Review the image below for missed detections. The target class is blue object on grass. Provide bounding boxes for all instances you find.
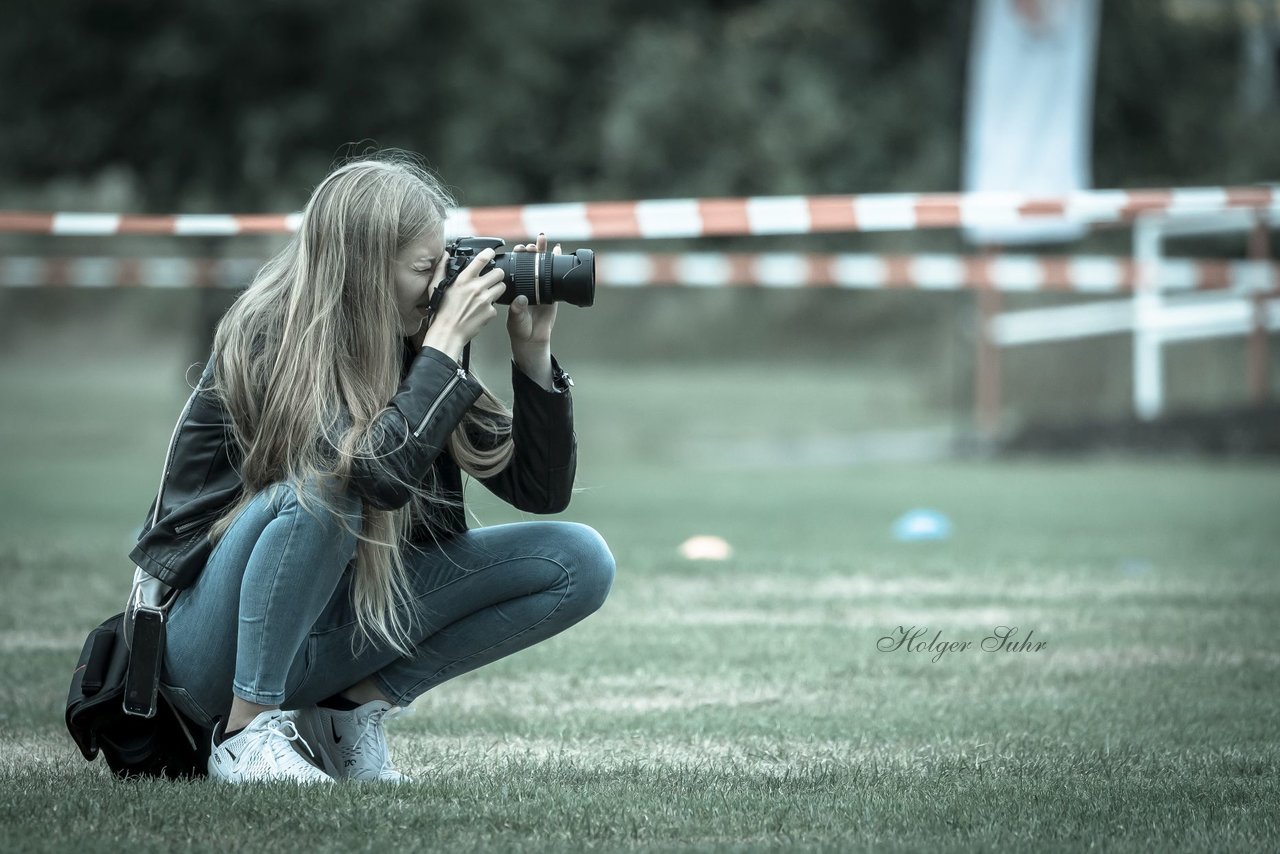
[1120,558,1153,577]
[892,508,952,542]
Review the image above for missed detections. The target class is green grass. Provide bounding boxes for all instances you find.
[1,340,1278,852]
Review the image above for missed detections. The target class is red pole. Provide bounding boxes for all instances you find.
[1248,216,1270,404]
[975,247,1003,434]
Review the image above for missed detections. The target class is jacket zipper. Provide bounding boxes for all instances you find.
[173,512,215,535]
[413,368,467,438]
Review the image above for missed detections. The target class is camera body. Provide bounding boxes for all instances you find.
[434,236,595,311]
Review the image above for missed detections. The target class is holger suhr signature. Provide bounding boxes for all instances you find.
[877,625,1048,663]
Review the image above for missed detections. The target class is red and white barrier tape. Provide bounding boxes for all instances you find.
[0,187,1275,238]
[3,254,1277,294]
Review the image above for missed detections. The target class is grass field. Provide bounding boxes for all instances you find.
[1,338,1278,852]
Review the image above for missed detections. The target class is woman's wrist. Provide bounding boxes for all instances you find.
[512,343,553,390]
[421,325,466,365]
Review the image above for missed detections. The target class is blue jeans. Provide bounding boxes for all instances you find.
[160,479,615,729]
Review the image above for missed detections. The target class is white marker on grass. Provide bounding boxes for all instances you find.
[678,536,733,560]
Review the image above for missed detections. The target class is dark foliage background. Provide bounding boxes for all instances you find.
[1,0,1272,211]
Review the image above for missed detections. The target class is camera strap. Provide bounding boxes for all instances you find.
[423,287,471,373]
[119,369,205,720]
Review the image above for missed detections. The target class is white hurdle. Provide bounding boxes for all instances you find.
[989,210,1280,421]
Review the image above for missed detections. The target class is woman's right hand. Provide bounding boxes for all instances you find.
[420,248,508,364]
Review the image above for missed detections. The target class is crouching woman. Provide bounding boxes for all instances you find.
[137,153,614,783]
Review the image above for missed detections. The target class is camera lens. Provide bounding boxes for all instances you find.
[494,249,595,307]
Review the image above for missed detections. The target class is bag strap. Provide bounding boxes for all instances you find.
[122,358,211,717]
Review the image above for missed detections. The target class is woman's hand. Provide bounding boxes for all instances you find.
[507,233,559,347]
[507,233,558,390]
[420,248,508,364]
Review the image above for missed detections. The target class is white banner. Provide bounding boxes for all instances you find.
[964,0,1101,245]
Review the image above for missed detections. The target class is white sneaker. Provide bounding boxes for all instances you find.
[293,699,412,783]
[207,709,334,784]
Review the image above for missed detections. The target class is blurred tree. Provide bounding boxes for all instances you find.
[595,0,967,197]
[0,0,1276,211]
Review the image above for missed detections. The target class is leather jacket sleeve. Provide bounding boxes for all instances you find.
[127,357,243,589]
[471,355,577,514]
[348,345,485,511]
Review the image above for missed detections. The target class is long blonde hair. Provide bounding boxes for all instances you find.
[206,151,515,657]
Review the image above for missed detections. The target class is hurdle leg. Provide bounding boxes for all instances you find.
[1247,215,1270,404]
[975,284,1003,435]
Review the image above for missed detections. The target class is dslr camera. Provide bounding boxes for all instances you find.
[433,236,595,311]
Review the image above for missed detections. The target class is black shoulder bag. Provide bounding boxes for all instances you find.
[65,371,213,779]
[65,610,209,779]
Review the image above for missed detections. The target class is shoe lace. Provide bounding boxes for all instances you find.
[264,716,317,768]
[356,706,402,772]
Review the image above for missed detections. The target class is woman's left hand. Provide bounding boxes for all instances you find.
[507,233,559,348]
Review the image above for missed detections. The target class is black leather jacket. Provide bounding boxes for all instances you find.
[127,341,576,590]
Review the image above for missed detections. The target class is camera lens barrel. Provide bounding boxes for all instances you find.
[501,252,542,305]
[494,248,595,308]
